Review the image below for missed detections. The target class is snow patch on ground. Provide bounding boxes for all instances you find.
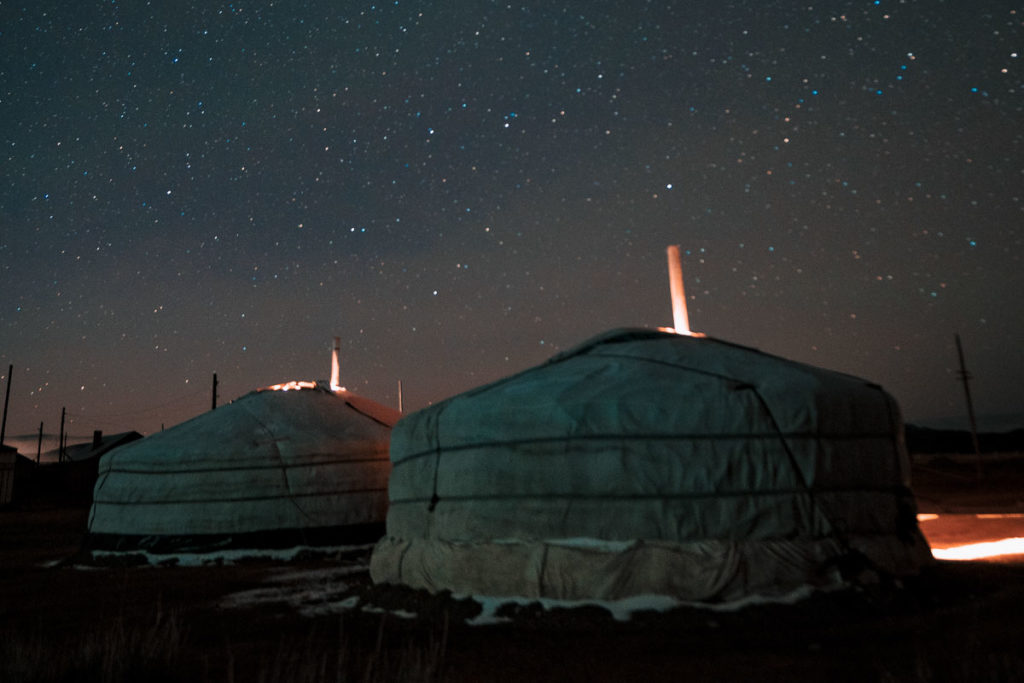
[360,605,418,619]
[219,566,365,617]
[218,566,420,620]
[465,584,821,626]
[265,565,367,583]
[105,542,824,625]
[89,543,375,567]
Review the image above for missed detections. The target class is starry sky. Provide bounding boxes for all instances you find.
[2,1,1022,441]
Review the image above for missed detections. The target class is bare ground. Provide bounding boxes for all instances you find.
[2,459,1024,682]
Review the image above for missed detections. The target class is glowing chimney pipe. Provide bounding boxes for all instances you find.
[666,245,691,335]
[330,336,341,391]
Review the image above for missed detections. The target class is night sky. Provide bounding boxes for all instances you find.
[2,1,1022,441]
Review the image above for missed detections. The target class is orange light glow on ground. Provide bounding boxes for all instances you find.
[930,538,1024,561]
[918,513,1024,562]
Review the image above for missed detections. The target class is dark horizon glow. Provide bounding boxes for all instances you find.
[2,2,1022,439]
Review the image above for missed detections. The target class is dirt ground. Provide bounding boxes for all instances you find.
[2,459,1024,682]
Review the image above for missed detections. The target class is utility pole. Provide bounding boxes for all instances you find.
[211,372,218,411]
[955,333,983,480]
[0,364,12,447]
[58,407,66,464]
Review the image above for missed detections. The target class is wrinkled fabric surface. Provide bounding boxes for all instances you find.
[374,329,931,599]
[89,387,396,538]
[370,533,932,601]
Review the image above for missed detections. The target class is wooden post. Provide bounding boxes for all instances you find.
[211,373,218,411]
[58,407,66,464]
[955,333,983,480]
[0,364,12,447]
[36,422,43,464]
[398,379,404,413]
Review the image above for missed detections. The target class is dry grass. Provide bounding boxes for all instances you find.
[876,618,1024,682]
[1,607,185,683]
[5,480,1024,683]
[241,613,449,683]
[1,606,449,683]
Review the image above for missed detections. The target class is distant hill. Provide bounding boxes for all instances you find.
[910,413,1024,433]
[1,434,95,461]
[905,423,1024,455]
